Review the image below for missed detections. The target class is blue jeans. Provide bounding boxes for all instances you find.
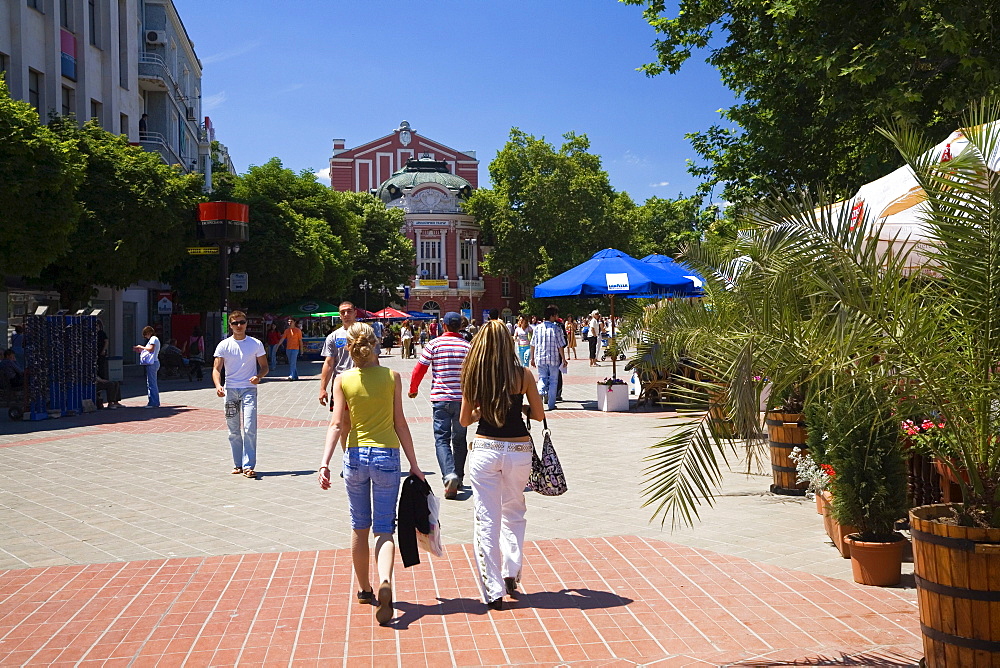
[432,400,468,482]
[343,447,401,534]
[517,345,530,366]
[287,349,299,379]
[268,344,278,369]
[145,361,160,407]
[536,363,561,410]
[226,387,258,470]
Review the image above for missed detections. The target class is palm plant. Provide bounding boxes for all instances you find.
[630,98,1000,530]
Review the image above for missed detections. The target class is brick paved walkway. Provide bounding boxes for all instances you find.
[0,354,924,665]
[0,537,920,666]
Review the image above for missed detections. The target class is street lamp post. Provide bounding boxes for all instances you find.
[465,238,478,322]
[359,279,372,313]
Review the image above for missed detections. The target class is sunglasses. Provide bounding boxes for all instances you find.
[230,320,247,326]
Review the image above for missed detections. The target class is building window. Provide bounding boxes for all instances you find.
[119,112,128,136]
[501,276,511,298]
[460,239,472,278]
[0,53,8,81]
[61,85,74,116]
[421,301,441,314]
[419,239,442,280]
[117,0,127,89]
[60,0,72,29]
[28,70,42,111]
[89,99,101,122]
[27,0,41,11]
[88,0,98,45]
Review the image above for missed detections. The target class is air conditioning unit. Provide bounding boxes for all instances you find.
[185,106,196,121]
[145,30,167,45]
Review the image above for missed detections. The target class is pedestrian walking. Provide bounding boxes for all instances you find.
[266,323,281,369]
[408,311,471,499]
[565,314,578,360]
[319,301,358,413]
[213,311,268,479]
[133,326,161,408]
[184,326,206,381]
[514,315,531,367]
[458,320,545,610]
[530,305,566,411]
[317,322,424,626]
[586,310,601,366]
[277,317,303,380]
[400,321,413,359]
[96,319,109,380]
[10,325,24,368]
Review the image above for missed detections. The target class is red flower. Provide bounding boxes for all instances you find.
[821,464,836,477]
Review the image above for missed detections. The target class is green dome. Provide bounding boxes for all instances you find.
[376,158,473,203]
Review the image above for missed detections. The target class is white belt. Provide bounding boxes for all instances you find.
[470,438,533,453]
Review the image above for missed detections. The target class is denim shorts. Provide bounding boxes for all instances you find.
[343,446,401,534]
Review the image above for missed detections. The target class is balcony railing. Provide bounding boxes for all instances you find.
[412,278,485,291]
[458,279,484,290]
[138,53,174,90]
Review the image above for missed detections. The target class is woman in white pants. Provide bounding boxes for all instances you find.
[460,320,545,610]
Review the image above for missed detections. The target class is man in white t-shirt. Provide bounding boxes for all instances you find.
[318,300,358,409]
[213,310,268,479]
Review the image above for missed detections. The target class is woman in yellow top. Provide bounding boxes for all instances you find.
[318,322,424,625]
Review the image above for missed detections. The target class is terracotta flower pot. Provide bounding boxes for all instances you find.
[815,492,825,515]
[845,532,907,586]
[820,491,856,558]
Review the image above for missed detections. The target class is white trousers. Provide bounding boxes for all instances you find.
[469,443,533,603]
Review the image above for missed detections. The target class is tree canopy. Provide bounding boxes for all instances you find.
[339,191,414,310]
[465,129,621,287]
[623,0,1000,207]
[0,80,84,277]
[39,118,204,305]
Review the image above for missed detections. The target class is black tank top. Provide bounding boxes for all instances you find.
[476,393,530,438]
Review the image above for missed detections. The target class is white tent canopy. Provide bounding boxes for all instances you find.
[840,120,1000,270]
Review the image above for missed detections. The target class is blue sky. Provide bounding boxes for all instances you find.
[173,0,736,204]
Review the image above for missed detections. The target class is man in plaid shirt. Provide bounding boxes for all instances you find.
[408,311,471,499]
[530,304,566,411]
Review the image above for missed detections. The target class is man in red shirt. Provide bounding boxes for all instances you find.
[408,312,471,499]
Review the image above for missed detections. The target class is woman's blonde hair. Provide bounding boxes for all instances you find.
[346,322,377,365]
[461,320,523,428]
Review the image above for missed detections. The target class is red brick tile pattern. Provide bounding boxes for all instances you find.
[0,536,920,666]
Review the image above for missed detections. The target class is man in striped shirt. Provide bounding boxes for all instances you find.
[408,311,471,499]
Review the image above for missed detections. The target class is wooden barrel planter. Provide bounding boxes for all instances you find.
[766,411,807,495]
[707,387,735,438]
[910,504,1000,667]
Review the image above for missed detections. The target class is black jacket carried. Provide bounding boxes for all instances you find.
[397,474,432,567]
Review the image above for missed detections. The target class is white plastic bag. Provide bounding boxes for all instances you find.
[416,491,443,557]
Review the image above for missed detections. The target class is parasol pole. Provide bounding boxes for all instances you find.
[611,294,616,380]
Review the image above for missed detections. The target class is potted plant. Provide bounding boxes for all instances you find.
[817,377,909,583]
[596,377,629,412]
[765,386,807,495]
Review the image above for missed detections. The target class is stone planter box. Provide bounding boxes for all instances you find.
[597,383,629,412]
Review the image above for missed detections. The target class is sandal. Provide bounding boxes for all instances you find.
[231,467,242,475]
[375,580,393,625]
[243,469,256,479]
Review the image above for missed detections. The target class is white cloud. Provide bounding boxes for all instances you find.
[620,150,651,168]
[314,167,331,184]
[649,181,671,187]
[203,91,227,111]
[275,83,304,95]
[202,41,261,65]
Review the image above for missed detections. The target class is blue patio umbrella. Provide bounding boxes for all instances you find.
[533,248,699,378]
[640,254,705,293]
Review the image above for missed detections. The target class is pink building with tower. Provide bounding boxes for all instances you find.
[328,121,521,321]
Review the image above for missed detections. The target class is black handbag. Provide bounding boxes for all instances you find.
[527,415,568,496]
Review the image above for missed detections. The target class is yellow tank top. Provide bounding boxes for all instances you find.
[340,366,399,449]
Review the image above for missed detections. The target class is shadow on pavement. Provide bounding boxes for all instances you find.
[389,588,632,629]
[729,650,920,667]
[1,405,201,437]
[255,469,316,478]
